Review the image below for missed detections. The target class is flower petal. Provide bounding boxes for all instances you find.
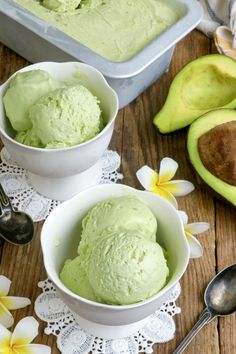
[154,187,178,208]
[185,222,210,235]
[0,323,11,348]
[136,165,158,191]
[187,234,203,258]
[0,296,31,310]
[161,180,195,196]
[178,211,188,225]
[11,317,39,346]
[0,303,14,328]
[13,344,51,354]
[0,276,11,296]
[159,157,178,183]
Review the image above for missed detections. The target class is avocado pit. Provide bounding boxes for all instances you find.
[198,121,236,186]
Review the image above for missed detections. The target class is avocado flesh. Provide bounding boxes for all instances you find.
[187,109,236,207]
[154,54,236,133]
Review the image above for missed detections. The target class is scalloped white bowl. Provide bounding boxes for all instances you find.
[0,62,118,200]
[41,183,191,338]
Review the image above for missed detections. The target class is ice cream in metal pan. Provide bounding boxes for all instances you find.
[0,0,203,107]
[14,0,180,62]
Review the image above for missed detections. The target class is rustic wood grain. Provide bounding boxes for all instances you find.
[0,29,235,354]
[216,202,236,354]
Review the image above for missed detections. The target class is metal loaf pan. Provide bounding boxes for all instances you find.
[0,0,203,108]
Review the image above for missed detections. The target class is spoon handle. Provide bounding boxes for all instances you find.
[173,308,214,354]
[0,183,11,207]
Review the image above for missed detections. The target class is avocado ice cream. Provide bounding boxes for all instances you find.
[60,255,97,301]
[3,70,103,148]
[15,0,179,62]
[78,195,158,270]
[3,70,59,131]
[15,128,43,148]
[42,0,81,12]
[88,231,169,305]
[27,85,102,147]
[81,195,158,243]
[60,195,169,305]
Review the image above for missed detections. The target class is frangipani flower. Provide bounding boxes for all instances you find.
[0,316,51,354]
[136,157,194,208]
[0,275,31,328]
[179,211,209,258]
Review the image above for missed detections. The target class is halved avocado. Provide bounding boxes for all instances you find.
[154,54,236,133]
[187,109,236,206]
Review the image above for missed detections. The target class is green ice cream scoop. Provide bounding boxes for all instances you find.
[42,0,81,12]
[78,195,158,271]
[15,129,43,148]
[81,195,157,244]
[60,196,169,305]
[3,70,60,131]
[87,230,169,305]
[60,255,97,301]
[28,85,102,148]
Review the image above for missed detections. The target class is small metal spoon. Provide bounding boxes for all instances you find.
[0,183,34,245]
[174,263,236,353]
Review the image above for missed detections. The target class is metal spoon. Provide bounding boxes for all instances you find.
[0,183,34,245]
[174,263,236,353]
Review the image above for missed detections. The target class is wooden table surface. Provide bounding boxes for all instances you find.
[0,29,235,354]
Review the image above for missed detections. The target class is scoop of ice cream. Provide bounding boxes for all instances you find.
[60,196,169,305]
[60,255,97,301]
[42,0,81,12]
[81,195,157,244]
[87,231,169,305]
[28,85,102,147]
[3,70,60,131]
[15,129,43,148]
[78,195,158,271]
[79,0,105,9]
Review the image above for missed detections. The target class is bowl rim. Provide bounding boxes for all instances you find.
[41,183,190,310]
[0,61,119,152]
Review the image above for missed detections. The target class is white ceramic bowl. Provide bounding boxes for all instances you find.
[0,62,118,200]
[41,183,191,338]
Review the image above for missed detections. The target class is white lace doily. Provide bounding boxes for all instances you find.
[0,147,123,222]
[34,279,181,354]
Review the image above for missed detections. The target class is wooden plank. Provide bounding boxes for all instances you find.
[0,222,59,351]
[215,202,236,354]
[0,45,29,84]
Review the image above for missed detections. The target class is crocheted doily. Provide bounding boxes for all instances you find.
[0,147,123,222]
[35,279,181,354]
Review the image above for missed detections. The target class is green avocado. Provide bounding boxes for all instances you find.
[187,109,236,207]
[154,54,236,133]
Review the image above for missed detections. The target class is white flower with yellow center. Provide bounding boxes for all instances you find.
[178,211,210,258]
[0,275,31,328]
[136,157,194,208]
[0,316,51,354]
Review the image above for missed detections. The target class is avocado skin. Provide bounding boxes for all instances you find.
[154,54,236,133]
[187,109,236,207]
[188,153,235,207]
[190,171,235,208]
